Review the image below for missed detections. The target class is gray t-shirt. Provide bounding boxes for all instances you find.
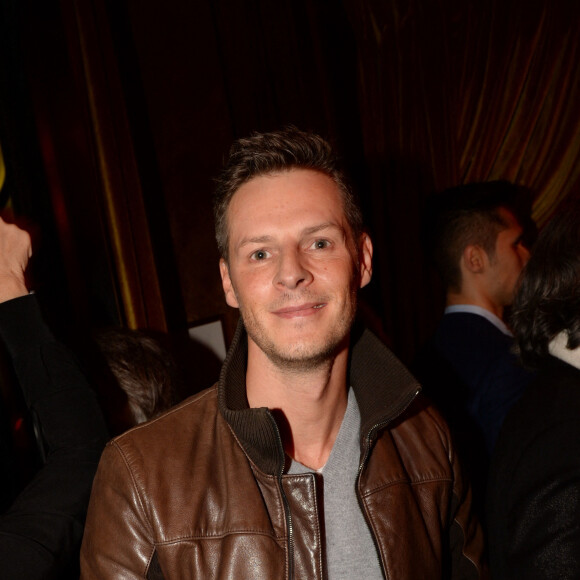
[288,388,383,579]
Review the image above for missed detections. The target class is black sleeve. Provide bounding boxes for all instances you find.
[487,367,580,580]
[499,418,580,578]
[0,294,109,579]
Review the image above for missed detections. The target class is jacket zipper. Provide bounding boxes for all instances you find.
[268,410,295,580]
[356,388,421,579]
[279,471,294,580]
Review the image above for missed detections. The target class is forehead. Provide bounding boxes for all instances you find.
[226,169,348,241]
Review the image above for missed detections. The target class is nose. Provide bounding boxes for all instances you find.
[274,248,313,290]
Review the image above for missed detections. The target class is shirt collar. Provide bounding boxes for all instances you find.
[444,304,512,336]
[548,331,580,370]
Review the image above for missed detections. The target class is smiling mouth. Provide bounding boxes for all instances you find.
[273,303,327,317]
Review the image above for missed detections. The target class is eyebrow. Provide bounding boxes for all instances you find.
[237,235,275,249]
[237,222,345,250]
[302,222,344,237]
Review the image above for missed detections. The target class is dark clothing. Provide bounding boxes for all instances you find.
[486,357,580,579]
[428,313,532,452]
[0,295,109,579]
[414,312,533,521]
[81,322,486,579]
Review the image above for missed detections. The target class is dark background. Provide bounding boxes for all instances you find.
[1,0,579,380]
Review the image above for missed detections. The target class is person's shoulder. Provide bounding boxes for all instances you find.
[392,393,453,450]
[492,361,580,473]
[538,359,580,389]
[111,384,219,451]
[436,311,514,360]
[505,361,580,427]
[93,383,236,501]
[437,311,505,336]
[383,394,460,482]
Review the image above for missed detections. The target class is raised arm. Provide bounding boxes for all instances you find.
[0,217,109,579]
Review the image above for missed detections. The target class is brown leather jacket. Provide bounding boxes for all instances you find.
[80,324,486,579]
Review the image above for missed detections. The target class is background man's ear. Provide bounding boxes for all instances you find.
[359,233,373,289]
[462,245,486,274]
[219,259,240,308]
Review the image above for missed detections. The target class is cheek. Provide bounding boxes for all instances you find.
[330,265,359,297]
[318,257,355,279]
[234,268,272,299]
[511,252,524,271]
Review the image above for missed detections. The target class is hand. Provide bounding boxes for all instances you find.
[0,216,32,303]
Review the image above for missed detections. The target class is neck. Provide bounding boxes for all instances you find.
[246,340,349,470]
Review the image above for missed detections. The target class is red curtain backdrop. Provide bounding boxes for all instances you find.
[344,0,580,360]
[9,0,580,364]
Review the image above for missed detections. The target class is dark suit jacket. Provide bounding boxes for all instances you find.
[413,312,533,520]
[486,358,580,579]
[425,312,531,452]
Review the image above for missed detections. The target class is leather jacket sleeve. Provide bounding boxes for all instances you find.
[81,439,158,579]
[448,440,489,579]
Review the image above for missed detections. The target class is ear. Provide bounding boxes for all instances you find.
[462,244,487,274]
[358,233,373,289]
[219,259,239,308]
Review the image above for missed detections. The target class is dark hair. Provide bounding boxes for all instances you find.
[95,328,177,425]
[423,181,527,292]
[511,200,580,368]
[213,126,363,261]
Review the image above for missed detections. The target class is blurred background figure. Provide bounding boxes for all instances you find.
[414,181,536,518]
[0,216,109,579]
[0,209,196,577]
[92,327,179,432]
[486,200,580,579]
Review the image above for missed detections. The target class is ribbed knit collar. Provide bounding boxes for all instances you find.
[218,320,421,476]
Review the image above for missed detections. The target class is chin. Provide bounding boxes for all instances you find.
[266,348,338,372]
[242,303,355,368]
[263,332,351,370]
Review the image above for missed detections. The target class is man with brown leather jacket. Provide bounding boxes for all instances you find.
[80,127,486,579]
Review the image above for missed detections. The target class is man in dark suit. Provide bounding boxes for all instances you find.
[414,181,535,513]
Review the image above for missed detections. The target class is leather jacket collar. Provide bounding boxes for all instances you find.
[218,320,421,476]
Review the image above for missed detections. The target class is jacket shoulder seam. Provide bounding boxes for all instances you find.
[112,385,218,442]
[109,438,156,540]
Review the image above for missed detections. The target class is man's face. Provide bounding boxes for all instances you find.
[219,169,372,370]
[486,207,530,307]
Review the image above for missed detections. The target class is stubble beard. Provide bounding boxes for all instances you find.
[238,289,358,373]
